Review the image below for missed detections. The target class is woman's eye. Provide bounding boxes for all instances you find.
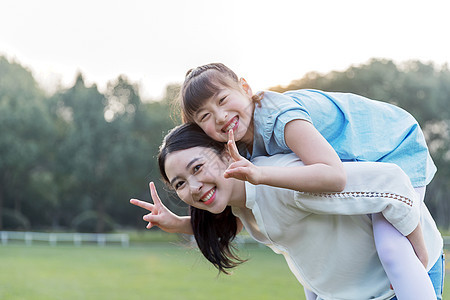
[174,181,185,190]
[193,164,203,173]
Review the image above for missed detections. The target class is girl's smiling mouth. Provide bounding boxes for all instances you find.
[222,116,239,133]
[200,187,216,205]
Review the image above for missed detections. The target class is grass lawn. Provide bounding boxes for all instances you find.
[0,243,303,300]
[0,243,448,300]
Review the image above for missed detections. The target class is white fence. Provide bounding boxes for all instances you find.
[0,231,129,247]
[444,236,450,248]
[0,231,448,249]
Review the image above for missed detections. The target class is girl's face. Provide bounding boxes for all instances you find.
[193,83,255,145]
[164,146,244,214]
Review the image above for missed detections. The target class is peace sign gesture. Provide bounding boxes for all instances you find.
[224,130,263,185]
[130,182,192,234]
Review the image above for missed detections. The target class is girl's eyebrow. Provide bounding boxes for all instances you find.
[194,91,223,119]
[169,157,201,186]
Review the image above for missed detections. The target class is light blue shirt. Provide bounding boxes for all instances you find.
[246,89,436,187]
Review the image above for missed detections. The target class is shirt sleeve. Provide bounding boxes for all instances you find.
[259,91,313,152]
[294,162,421,236]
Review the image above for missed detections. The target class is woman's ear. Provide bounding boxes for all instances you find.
[239,78,253,96]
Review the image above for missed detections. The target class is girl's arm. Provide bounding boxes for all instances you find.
[406,223,428,268]
[271,119,346,192]
[130,182,193,235]
[224,122,346,193]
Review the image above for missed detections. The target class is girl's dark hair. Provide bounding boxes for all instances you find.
[178,63,263,123]
[158,123,246,274]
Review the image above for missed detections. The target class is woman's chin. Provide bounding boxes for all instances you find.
[208,204,227,215]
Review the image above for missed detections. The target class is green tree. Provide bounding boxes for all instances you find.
[0,56,55,230]
[125,84,185,228]
[50,74,179,232]
[52,74,117,232]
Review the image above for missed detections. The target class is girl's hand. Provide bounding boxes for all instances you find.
[406,223,429,269]
[130,182,191,234]
[224,130,262,185]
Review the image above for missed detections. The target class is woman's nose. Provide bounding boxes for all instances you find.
[188,177,202,194]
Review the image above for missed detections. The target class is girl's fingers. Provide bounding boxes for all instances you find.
[225,167,246,177]
[130,199,155,211]
[227,130,242,161]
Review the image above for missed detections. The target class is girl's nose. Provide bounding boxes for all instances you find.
[216,110,228,124]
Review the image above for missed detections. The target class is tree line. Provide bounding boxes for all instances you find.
[0,56,449,232]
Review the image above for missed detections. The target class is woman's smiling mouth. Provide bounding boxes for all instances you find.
[200,187,216,205]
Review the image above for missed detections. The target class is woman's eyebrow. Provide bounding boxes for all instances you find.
[186,157,201,170]
[169,157,201,186]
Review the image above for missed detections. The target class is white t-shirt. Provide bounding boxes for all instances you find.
[232,153,443,300]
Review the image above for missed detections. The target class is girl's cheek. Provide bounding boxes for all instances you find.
[199,122,212,134]
[204,125,221,139]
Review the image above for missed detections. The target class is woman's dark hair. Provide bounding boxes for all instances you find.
[178,63,263,123]
[158,123,246,274]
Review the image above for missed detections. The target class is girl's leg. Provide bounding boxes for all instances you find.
[373,206,435,299]
[303,287,317,300]
[427,252,445,300]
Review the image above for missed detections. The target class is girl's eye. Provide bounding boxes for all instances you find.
[200,113,209,122]
[174,181,185,190]
[219,96,226,104]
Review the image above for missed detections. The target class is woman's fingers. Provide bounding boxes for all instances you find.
[149,182,163,206]
[130,183,164,211]
[143,213,160,223]
[130,198,155,211]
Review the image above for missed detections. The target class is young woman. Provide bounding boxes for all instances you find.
[130,123,444,300]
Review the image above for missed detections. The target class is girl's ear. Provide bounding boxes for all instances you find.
[239,78,253,96]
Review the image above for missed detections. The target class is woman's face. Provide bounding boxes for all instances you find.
[164,146,242,214]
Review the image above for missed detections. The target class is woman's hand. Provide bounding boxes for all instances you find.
[130,182,192,234]
[224,130,262,185]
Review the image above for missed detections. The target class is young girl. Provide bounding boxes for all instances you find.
[177,63,443,299]
[130,123,444,300]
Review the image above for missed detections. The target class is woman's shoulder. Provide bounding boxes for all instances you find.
[252,153,304,167]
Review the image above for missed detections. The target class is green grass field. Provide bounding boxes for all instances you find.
[0,243,448,300]
[0,243,303,300]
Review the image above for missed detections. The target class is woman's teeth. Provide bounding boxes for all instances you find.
[201,188,215,202]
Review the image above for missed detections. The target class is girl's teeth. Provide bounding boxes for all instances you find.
[225,118,238,132]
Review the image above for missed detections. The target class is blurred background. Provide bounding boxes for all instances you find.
[0,0,449,299]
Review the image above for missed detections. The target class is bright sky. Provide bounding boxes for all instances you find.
[1,0,449,100]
